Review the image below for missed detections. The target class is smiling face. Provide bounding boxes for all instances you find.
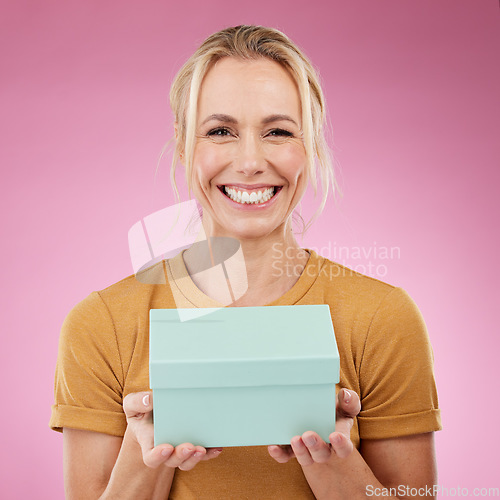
[190,56,308,241]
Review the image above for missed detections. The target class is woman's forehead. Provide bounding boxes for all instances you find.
[197,57,301,121]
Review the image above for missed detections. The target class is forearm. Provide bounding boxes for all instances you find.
[100,427,175,500]
[301,447,396,500]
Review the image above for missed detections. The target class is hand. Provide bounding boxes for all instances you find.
[268,388,361,466]
[123,391,223,471]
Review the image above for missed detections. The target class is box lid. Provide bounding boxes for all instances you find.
[150,305,339,389]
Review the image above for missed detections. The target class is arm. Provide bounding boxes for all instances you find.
[63,428,175,500]
[361,433,438,497]
[52,295,223,498]
[63,392,223,500]
[270,389,438,499]
[299,432,437,499]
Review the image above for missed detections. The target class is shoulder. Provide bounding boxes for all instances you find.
[98,260,167,303]
[309,250,427,338]
[309,249,400,314]
[63,260,170,334]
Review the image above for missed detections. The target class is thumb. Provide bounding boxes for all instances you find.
[337,389,361,418]
[123,391,153,419]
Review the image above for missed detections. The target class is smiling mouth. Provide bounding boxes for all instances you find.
[217,185,282,205]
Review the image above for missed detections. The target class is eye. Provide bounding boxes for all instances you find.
[207,127,233,137]
[267,128,294,137]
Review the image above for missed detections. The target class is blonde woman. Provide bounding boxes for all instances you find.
[50,25,441,499]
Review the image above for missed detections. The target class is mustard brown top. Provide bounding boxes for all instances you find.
[50,249,441,499]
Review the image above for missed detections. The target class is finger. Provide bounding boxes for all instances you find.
[329,431,354,459]
[122,392,177,469]
[131,419,172,469]
[268,444,294,464]
[290,436,315,467]
[337,389,361,418]
[133,416,156,459]
[301,432,331,464]
[334,415,354,440]
[123,391,153,420]
[177,446,207,471]
[164,443,197,469]
[200,447,223,461]
[142,444,175,469]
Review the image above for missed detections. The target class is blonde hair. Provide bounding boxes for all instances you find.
[167,24,340,233]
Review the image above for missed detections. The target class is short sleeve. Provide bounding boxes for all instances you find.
[49,291,127,436]
[357,287,442,439]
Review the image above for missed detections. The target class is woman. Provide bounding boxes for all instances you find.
[50,25,441,499]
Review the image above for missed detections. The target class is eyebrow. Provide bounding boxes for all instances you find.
[200,113,299,127]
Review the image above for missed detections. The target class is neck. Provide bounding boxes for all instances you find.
[182,219,310,306]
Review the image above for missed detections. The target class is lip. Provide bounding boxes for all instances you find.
[217,183,281,191]
[217,185,282,210]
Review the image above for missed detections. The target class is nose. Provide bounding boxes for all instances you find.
[233,132,266,177]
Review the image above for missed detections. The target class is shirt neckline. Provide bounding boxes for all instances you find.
[166,248,324,308]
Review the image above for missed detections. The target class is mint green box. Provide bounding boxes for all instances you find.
[150,305,339,447]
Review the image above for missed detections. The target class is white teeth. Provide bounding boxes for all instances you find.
[223,186,276,204]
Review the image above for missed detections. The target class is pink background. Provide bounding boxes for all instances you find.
[1,1,499,498]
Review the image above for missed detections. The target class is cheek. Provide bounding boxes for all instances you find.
[267,143,307,184]
[192,143,227,187]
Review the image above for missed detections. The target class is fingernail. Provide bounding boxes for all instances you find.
[183,448,193,456]
[161,447,172,457]
[304,436,316,446]
[142,394,150,407]
[194,451,202,457]
[343,389,351,404]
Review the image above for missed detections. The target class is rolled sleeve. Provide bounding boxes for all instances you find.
[49,291,126,436]
[358,287,442,439]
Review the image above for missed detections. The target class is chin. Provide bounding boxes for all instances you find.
[222,220,281,242]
